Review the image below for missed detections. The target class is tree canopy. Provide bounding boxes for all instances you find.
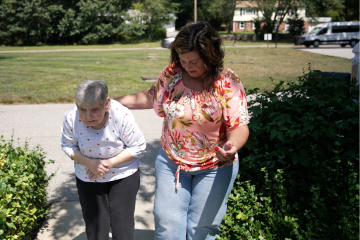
[0,0,175,45]
[1,0,357,45]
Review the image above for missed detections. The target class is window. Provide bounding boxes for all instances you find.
[318,28,328,35]
[239,22,245,29]
[251,22,256,29]
[288,8,297,16]
[350,26,360,32]
[240,8,257,16]
[332,26,360,33]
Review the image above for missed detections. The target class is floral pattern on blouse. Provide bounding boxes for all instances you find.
[149,62,249,172]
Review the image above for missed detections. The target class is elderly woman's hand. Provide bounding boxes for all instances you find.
[215,141,237,162]
[86,159,111,181]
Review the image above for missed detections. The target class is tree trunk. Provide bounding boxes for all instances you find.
[227,0,236,34]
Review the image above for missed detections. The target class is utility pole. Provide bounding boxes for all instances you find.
[194,0,197,23]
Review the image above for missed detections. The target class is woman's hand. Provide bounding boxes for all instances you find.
[215,141,238,162]
[86,150,135,180]
[215,125,250,162]
[86,159,111,181]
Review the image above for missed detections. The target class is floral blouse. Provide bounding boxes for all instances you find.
[149,62,249,174]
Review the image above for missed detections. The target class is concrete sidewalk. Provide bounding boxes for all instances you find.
[0,104,161,240]
[37,200,155,240]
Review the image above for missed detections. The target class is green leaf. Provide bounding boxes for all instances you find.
[270,129,278,140]
[6,222,14,228]
[299,149,309,167]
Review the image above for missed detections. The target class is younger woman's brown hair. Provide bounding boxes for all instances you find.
[170,22,224,90]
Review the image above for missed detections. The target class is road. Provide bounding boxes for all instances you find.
[0,44,355,59]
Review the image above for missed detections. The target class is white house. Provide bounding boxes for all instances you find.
[125,10,176,37]
[232,1,329,33]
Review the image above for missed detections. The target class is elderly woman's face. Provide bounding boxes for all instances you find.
[179,51,207,79]
[78,98,110,129]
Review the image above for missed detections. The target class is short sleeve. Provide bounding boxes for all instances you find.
[222,71,250,131]
[148,63,183,118]
[114,104,146,159]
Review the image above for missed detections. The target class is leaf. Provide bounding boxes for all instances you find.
[289,179,297,186]
[270,129,278,140]
[299,149,309,167]
[6,222,14,228]
[201,110,214,122]
[292,153,300,165]
[172,120,177,129]
[215,115,223,124]
[180,120,193,127]
[172,88,185,102]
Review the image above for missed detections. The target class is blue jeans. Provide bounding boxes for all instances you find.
[153,148,239,240]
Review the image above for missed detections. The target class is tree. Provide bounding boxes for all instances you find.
[170,0,193,29]
[309,0,359,21]
[0,0,63,45]
[132,0,176,40]
[58,0,134,44]
[198,0,236,31]
[170,0,235,31]
[251,0,308,47]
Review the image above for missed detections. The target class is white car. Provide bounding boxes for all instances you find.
[161,35,177,48]
[301,22,359,48]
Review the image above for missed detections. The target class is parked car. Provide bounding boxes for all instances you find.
[161,34,177,48]
[301,21,360,48]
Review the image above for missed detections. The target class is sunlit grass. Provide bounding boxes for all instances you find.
[0,47,350,104]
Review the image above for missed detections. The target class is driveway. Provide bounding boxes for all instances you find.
[294,45,355,59]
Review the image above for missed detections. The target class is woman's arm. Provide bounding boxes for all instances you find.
[114,89,153,109]
[71,150,111,180]
[88,150,135,180]
[71,149,135,180]
[215,124,250,161]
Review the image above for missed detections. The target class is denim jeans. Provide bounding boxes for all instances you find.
[153,148,239,240]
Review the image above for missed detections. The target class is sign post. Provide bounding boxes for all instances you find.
[264,33,272,48]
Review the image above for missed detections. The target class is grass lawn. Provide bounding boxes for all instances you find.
[0,46,351,104]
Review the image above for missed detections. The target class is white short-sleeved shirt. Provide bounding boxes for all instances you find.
[61,99,146,182]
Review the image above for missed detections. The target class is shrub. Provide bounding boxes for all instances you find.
[218,68,359,239]
[0,136,54,240]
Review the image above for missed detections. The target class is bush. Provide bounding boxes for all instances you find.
[0,136,54,240]
[287,18,305,36]
[218,67,359,239]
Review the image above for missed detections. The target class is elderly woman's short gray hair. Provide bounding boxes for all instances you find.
[75,79,108,107]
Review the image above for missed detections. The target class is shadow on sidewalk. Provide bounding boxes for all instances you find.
[39,140,160,239]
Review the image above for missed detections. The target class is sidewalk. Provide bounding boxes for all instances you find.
[0,105,161,240]
[36,200,155,240]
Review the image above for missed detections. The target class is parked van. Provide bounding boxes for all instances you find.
[301,22,359,48]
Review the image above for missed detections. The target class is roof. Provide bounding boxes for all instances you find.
[236,1,257,8]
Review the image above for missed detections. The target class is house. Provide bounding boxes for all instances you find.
[163,13,177,37]
[125,10,176,37]
[232,1,329,33]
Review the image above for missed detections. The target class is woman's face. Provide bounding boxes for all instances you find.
[78,98,110,129]
[178,51,207,79]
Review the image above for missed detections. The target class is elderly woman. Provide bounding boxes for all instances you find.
[115,22,250,240]
[61,79,146,240]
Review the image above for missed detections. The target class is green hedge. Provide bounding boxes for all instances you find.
[0,137,54,240]
[218,68,359,239]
